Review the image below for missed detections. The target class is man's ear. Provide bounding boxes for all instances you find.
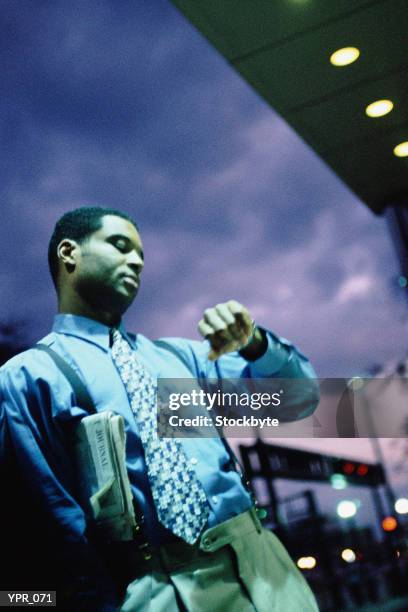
[57,239,78,272]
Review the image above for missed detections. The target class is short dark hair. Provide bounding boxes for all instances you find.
[48,206,138,289]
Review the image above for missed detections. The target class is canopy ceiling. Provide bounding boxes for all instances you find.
[172,0,408,214]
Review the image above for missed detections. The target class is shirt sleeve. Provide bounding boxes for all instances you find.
[0,355,119,609]
[159,326,320,422]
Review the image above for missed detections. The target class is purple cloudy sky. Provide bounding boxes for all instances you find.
[1,1,407,516]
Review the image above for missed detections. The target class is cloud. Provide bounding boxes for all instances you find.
[0,0,406,379]
[336,275,374,304]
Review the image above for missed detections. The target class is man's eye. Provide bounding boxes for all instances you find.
[114,240,127,252]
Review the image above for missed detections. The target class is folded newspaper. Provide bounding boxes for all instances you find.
[74,411,137,541]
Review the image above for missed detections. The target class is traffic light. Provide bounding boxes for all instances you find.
[331,459,385,487]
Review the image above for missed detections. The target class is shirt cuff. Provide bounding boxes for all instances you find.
[248,331,290,376]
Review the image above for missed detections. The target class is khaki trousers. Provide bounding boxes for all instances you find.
[120,509,319,612]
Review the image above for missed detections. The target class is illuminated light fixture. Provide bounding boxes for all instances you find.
[341,548,356,563]
[382,516,398,532]
[330,474,347,490]
[330,47,360,67]
[395,498,408,514]
[297,556,317,570]
[365,99,394,118]
[337,500,358,519]
[393,141,408,157]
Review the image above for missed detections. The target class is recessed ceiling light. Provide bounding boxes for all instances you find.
[365,99,394,118]
[393,141,408,157]
[330,47,360,67]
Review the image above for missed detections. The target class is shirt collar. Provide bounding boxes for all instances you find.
[52,314,137,352]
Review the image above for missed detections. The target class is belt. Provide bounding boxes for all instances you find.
[104,507,263,581]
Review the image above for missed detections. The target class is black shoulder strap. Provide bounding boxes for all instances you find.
[33,344,148,540]
[33,344,96,415]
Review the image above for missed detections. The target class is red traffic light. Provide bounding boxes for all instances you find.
[332,458,385,487]
[356,464,369,476]
[342,462,369,477]
[343,462,355,475]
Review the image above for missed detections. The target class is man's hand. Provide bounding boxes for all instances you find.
[198,300,263,361]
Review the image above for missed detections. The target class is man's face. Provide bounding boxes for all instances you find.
[72,215,144,316]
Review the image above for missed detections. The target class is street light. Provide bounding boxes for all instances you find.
[297,556,317,570]
[337,500,358,519]
[395,498,408,515]
[341,548,356,563]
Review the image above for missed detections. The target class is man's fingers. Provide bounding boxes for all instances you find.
[215,303,235,326]
[230,308,253,337]
[198,319,230,357]
[203,308,228,333]
[226,300,252,326]
[203,302,251,338]
[198,319,214,338]
[200,307,235,346]
[198,300,255,360]
[225,299,249,317]
[215,304,242,341]
[208,339,241,361]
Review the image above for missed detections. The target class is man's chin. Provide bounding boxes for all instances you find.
[114,287,138,310]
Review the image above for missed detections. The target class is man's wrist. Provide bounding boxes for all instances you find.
[238,325,268,361]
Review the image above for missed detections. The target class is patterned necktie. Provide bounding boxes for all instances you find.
[111,329,209,544]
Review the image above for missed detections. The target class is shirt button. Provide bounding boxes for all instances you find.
[190,457,198,465]
[212,496,219,504]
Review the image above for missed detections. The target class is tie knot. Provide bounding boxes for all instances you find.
[111,328,126,349]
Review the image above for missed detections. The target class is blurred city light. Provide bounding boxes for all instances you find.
[330,47,360,66]
[337,500,358,519]
[331,474,347,490]
[341,548,356,563]
[398,275,408,288]
[395,498,408,514]
[393,141,408,157]
[297,556,317,570]
[365,99,394,118]
[382,516,398,532]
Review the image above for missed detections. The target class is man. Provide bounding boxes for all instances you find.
[0,207,319,611]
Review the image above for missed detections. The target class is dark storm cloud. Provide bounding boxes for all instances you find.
[1,0,321,237]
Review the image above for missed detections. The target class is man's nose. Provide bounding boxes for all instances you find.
[126,250,144,272]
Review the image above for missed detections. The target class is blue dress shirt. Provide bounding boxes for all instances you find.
[0,314,318,570]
